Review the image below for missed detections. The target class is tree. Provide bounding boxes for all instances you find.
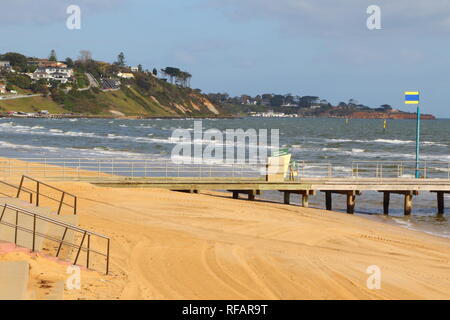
[31,79,49,95]
[48,50,57,62]
[6,74,32,89]
[298,96,319,108]
[152,68,158,76]
[64,57,74,67]
[0,52,28,72]
[270,95,284,107]
[116,52,126,67]
[78,50,92,64]
[161,67,181,84]
[137,64,143,72]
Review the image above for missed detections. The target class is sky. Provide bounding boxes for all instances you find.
[1,0,449,117]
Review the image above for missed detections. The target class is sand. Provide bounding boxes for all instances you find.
[0,159,450,300]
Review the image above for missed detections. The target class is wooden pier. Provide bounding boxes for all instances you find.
[93,177,450,215]
[2,157,449,215]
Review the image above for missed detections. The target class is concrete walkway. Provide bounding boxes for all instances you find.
[0,261,29,300]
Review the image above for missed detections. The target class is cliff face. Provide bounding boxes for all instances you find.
[349,112,436,120]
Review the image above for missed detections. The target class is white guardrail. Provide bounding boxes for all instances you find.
[0,158,449,180]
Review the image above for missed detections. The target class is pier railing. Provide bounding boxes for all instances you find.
[349,161,450,179]
[0,158,449,181]
[0,158,265,181]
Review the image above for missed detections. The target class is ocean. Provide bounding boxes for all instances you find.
[0,117,449,238]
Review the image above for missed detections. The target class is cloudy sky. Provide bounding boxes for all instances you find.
[1,0,449,117]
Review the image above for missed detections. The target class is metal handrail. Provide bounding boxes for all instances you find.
[0,180,33,203]
[0,203,110,274]
[1,158,450,181]
[16,175,77,215]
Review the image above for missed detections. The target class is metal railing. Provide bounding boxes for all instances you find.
[1,157,449,181]
[294,160,450,180]
[0,203,110,274]
[0,158,265,181]
[350,161,450,179]
[16,175,77,215]
[0,180,33,203]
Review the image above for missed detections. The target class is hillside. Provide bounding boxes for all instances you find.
[0,51,223,117]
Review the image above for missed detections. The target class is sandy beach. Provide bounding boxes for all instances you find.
[0,158,450,300]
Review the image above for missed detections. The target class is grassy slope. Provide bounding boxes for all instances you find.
[0,95,66,113]
[0,83,222,117]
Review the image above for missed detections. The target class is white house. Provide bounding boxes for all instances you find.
[117,72,135,79]
[31,67,74,84]
[0,61,12,72]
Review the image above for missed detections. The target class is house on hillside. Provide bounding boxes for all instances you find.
[130,66,139,72]
[117,72,134,79]
[0,80,6,93]
[30,66,74,84]
[28,60,68,68]
[0,61,12,72]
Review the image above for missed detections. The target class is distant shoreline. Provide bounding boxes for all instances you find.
[0,114,441,120]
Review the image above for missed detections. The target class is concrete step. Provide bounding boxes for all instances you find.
[0,197,79,253]
[0,206,50,251]
[0,197,54,215]
[0,261,29,300]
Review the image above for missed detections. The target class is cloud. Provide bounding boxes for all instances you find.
[0,0,126,26]
[206,0,450,37]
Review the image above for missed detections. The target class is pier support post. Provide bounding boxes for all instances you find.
[248,191,256,201]
[325,192,332,211]
[404,193,413,215]
[437,192,444,215]
[347,193,356,214]
[383,192,390,215]
[302,194,309,208]
[284,192,290,205]
[233,191,239,199]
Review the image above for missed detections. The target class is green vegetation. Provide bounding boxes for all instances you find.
[0,95,65,113]
[0,50,224,117]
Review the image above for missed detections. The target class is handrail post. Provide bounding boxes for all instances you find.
[16,175,25,198]
[74,196,77,215]
[57,192,65,215]
[87,234,91,269]
[74,231,87,265]
[36,181,40,207]
[56,227,68,257]
[32,214,36,252]
[14,210,19,245]
[0,204,6,222]
[106,238,110,275]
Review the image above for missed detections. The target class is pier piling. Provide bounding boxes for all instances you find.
[302,194,309,208]
[325,192,332,210]
[284,192,290,205]
[404,193,413,215]
[437,192,444,214]
[383,192,390,215]
[431,191,448,215]
[347,193,356,214]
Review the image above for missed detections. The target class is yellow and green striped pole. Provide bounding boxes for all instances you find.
[405,91,420,178]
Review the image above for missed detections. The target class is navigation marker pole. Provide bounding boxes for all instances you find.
[415,103,421,178]
[405,91,421,179]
